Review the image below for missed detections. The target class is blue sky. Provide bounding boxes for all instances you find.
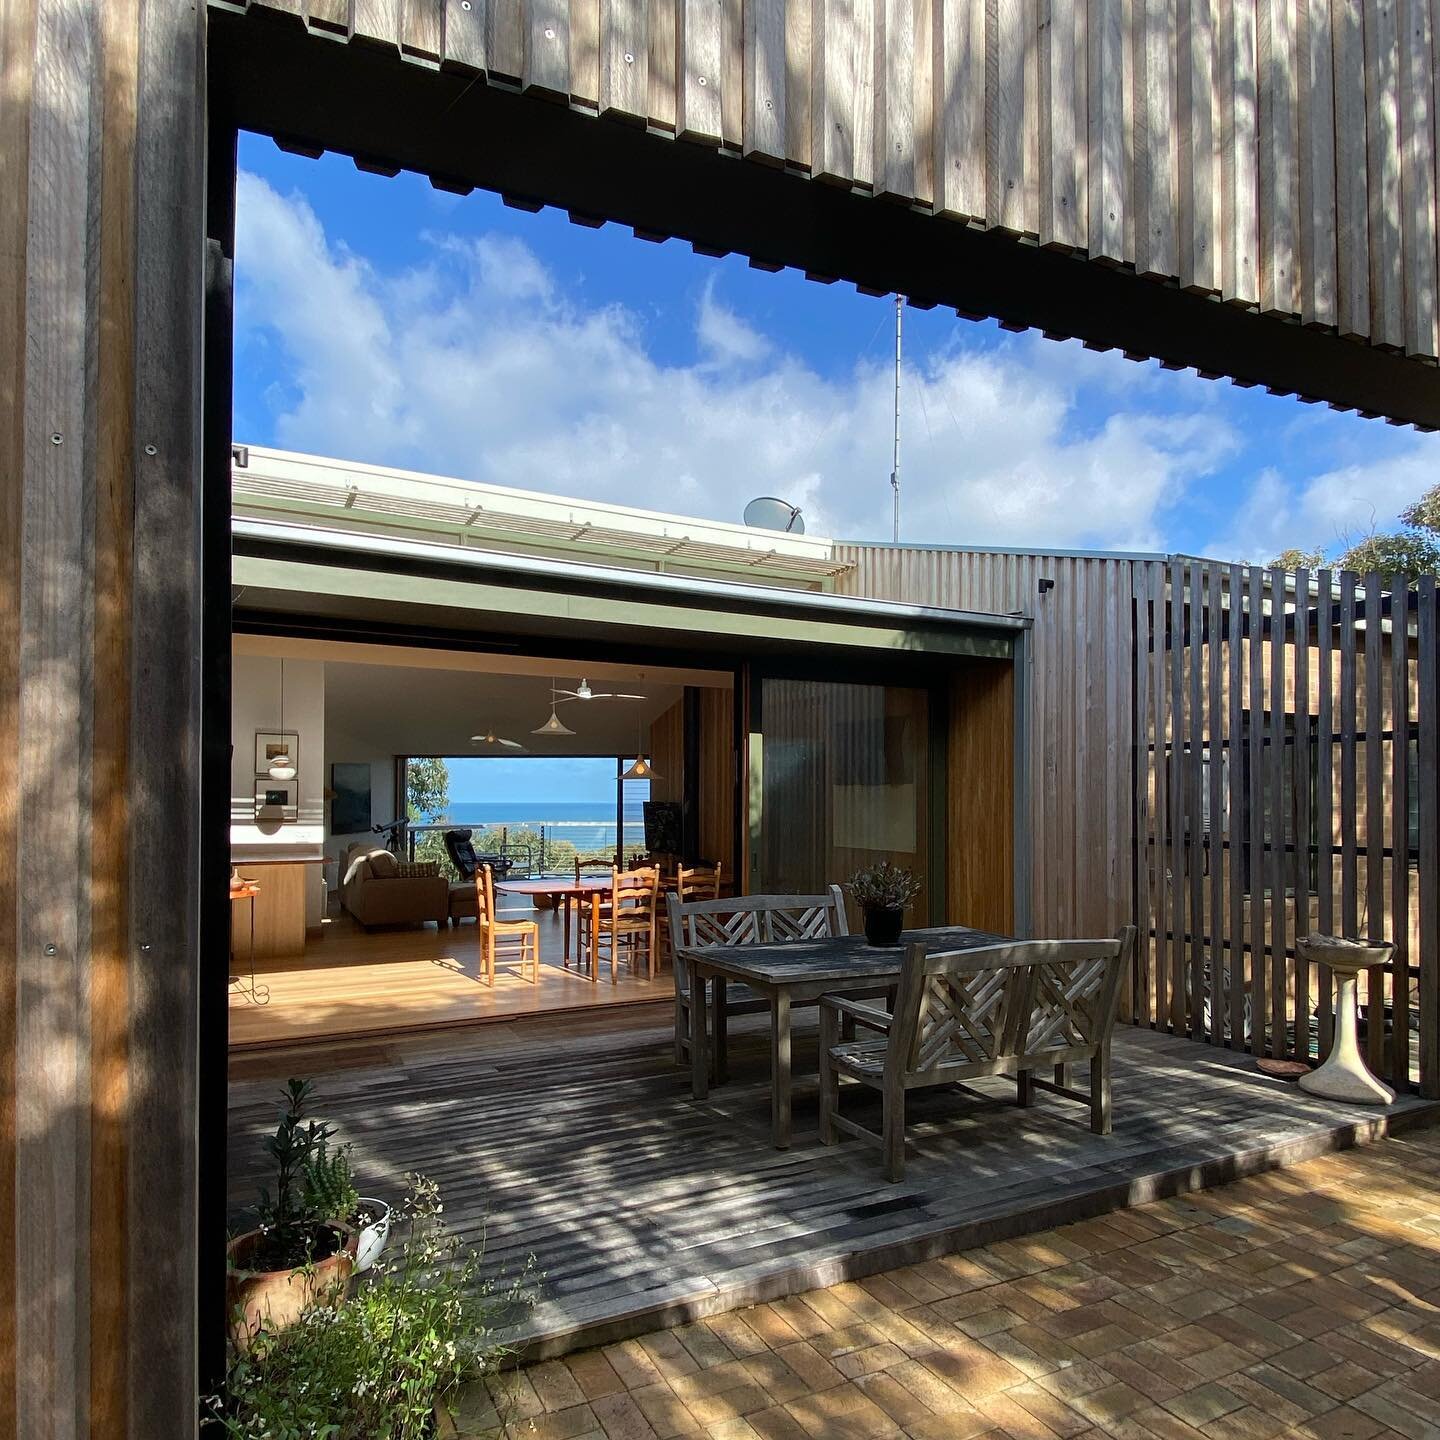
[442,756,625,808]
[234,132,1436,563]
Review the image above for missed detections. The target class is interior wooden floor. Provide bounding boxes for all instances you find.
[226,1007,1436,1357]
[228,905,673,1048]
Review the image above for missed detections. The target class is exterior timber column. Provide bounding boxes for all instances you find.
[2,2,207,1436]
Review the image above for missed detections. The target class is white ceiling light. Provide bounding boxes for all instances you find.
[470,729,526,751]
[531,679,576,737]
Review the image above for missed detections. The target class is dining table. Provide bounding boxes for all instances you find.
[678,925,1010,1148]
[494,876,613,974]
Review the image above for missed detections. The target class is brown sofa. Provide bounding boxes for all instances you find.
[340,844,449,929]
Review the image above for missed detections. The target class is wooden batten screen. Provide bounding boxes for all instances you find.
[1134,564,1439,1098]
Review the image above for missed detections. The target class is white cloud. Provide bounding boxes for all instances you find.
[1206,448,1440,563]
[235,172,1242,548]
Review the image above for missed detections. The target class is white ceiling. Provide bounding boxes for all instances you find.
[322,661,687,756]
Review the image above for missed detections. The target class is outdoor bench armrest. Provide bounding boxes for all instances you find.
[820,994,892,1032]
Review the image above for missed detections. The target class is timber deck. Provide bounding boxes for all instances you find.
[226,1008,1435,1360]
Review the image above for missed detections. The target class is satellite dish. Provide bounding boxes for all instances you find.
[743,496,805,534]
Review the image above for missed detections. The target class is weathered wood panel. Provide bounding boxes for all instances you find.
[843,547,1436,1096]
[4,2,208,1434]
[948,661,1016,933]
[217,0,1440,370]
[835,546,1139,944]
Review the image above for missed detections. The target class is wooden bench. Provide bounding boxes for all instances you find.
[818,928,1135,1181]
[666,888,848,1068]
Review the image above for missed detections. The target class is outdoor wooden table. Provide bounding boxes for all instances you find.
[495,877,612,973]
[679,925,1009,1148]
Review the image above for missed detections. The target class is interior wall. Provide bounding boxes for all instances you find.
[647,701,684,807]
[947,660,1016,934]
[324,715,397,866]
[229,654,326,837]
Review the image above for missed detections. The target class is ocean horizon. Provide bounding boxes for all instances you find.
[437,800,649,851]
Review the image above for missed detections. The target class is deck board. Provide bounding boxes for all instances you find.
[226,1010,1435,1357]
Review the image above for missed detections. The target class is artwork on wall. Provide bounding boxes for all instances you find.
[331,762,372,835]
[255,730,300,777]
[643,800,683,856]
[254,779,298,822]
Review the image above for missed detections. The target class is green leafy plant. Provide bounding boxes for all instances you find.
[248,1079,345,1272]
[207,1175,534,1440]
[847,861,922,912]
[303,1138,361,1226]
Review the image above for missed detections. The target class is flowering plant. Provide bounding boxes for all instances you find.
[208,1175,534,1440]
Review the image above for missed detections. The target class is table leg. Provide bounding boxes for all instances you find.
[588,894,600,982]
[563,895,571,964]
[713,976,728,1084]
[771,990,791,1149]
[691,966,710,1099]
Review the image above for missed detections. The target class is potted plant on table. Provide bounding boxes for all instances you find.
[226,1079,358,1351]
[848,862,922,946]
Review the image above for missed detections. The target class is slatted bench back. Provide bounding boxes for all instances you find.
[892,932,1132,1080]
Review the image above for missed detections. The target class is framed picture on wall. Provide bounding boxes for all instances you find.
[254,779,298,822]
[255,729,299,778]
[330,762,372,834]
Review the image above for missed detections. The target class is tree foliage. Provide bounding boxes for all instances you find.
[1270,480,1440,585]
[404,756,449,823]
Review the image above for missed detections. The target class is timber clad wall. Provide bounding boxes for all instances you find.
[227,0,1440,370]
[845,544,1439,1101]
[837,544,1139,944]
[4,3,206,1437]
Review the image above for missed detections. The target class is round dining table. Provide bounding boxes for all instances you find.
[494,877,612,976]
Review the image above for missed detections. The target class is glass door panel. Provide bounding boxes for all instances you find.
[757,677,932,927]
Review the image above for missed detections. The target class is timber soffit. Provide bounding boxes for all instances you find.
[206,2,1440,427]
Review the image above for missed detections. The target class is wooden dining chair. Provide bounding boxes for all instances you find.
[578,866,660,982]
[658,861,724,969]
[477,863,540,985]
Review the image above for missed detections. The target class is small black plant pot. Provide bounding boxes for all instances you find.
[863,906,905,946]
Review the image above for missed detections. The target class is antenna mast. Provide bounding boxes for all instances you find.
[891,294,902,543]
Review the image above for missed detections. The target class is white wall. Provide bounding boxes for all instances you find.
[231,653,326,925]
[325,713,397,870]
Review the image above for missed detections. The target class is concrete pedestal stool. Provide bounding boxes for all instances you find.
[1296,934,1396,1106]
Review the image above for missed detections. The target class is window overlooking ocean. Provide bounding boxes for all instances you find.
[404,754,651,874]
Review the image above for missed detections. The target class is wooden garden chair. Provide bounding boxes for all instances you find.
[476,863,540,985]
[579,866,661,981]
[818,928,1134,1181]
[666,887,847,1068]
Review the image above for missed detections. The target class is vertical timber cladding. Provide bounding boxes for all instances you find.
[836,546,1139,948]
[222,0,1440,371]
[842,546,1439,1098]
[5,2,207,1437]
[1136,564,1437,1097]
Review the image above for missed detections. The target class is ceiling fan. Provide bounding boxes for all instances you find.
[470,728,527,751]
[553,677,646,704]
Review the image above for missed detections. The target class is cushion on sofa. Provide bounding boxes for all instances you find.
[367,849,400,879]
[396,861,440,879]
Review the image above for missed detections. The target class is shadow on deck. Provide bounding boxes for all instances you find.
[225,1007,1436,1359]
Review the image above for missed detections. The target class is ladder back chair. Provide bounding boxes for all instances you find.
[579,866,661,982]
[476,864,540,985]
[658,861,724,968]
[818,928,1135,1181]
[666,887,848,1067]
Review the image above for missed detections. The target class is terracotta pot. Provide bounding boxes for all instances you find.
[863,905,905,946]
[226,1222,356,1351]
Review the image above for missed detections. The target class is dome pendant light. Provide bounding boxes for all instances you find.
[532,679,576,737]
[268,659,297,781]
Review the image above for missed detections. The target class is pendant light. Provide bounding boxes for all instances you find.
[621,710,660,781]
[268,659,297,780]
[531,679,576,737]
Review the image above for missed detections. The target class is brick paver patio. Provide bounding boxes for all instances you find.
[448,1122,1440,1440]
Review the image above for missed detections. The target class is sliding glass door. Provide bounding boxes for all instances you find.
[754,675,938,926]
